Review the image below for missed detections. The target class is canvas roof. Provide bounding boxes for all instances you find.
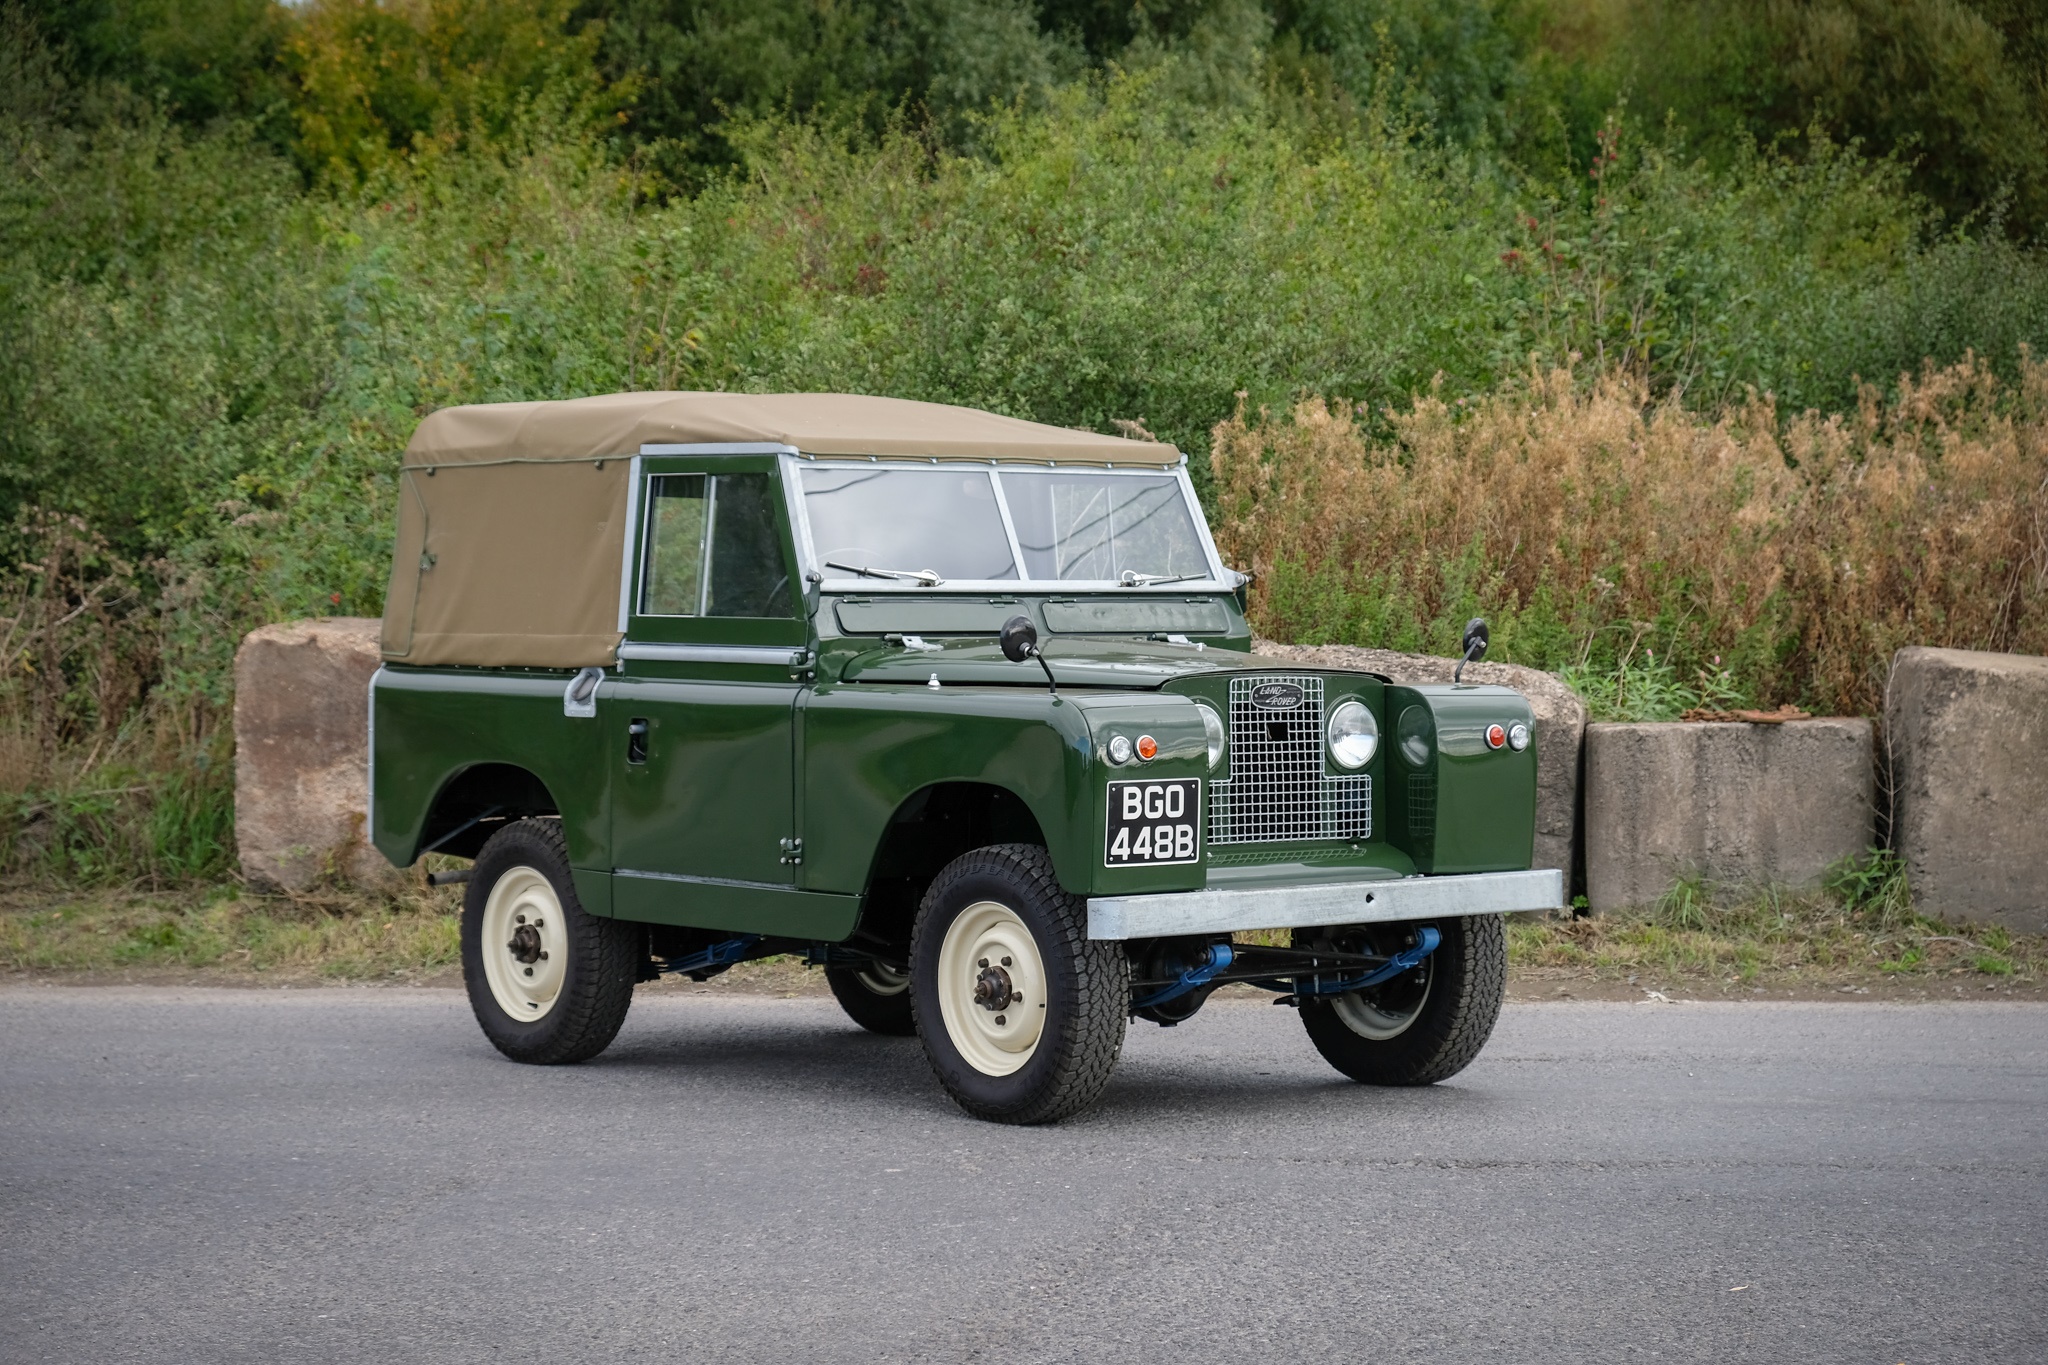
[382,391,1180,668]
[404,391,1181,466]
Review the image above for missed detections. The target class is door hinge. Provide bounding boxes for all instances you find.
[779,836,804,866]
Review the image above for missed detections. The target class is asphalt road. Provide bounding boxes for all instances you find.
[2,986,2043,1365]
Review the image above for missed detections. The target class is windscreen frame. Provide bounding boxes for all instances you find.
[782,454,1231,593]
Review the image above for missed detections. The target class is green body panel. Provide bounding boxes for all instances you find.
[608,872,860,939]
[1382,684,1538,875]
[370,668,610,871]
[368,457,1540,942]
[604,669,798,886]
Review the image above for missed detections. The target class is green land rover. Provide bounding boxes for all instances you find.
[371,391,1561,1123]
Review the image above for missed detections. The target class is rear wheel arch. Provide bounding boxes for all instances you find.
[414,763,560,862]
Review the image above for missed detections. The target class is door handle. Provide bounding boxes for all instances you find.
[626,717,650,765]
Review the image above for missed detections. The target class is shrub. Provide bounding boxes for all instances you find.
[1210,353,2048,715]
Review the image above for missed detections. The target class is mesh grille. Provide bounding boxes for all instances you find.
[1207,674,1371,844]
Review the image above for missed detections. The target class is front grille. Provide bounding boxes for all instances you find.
[1208,674,1371,844]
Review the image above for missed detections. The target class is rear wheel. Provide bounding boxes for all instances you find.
[461,819,637,1065]
[1296,915,1505,1085]
[825,961,916,1036]
[910,844,1127,1124]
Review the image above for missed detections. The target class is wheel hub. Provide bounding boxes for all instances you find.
[936,902,1049,1077]
[972,961,1015,1012]
[507,922,544,965]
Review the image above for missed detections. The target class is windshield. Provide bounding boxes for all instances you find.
[799,464,1212,585]
[800,467,1018,580]
[999,470,1207,581]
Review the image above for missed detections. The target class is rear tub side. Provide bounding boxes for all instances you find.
[370,667,611,907]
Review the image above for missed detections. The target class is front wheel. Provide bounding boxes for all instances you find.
[1296,914,1505,1086]
[461,818,638,1065]
[910,844,1128,1124]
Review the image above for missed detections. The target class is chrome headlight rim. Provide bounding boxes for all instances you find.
[1194,700,1226,771]
[1325,698,1379,770]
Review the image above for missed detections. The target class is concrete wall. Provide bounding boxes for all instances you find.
[1584,720,1875,911]
[1886,648,2048,935]
[234,618,400,891]
[1253,641,1586,893]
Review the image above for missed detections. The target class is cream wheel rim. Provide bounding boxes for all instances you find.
[480,866,567,1022]
[856,962,910,996]
[936,900,1049,1076]
[1332,959,1432,1040]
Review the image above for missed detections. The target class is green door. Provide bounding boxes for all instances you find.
[606,456,816,927]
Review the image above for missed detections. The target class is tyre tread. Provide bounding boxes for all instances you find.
[912,843,1127,1124]
[463,818,636,1066]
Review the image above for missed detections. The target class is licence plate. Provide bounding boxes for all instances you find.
[1104,779,1202,867]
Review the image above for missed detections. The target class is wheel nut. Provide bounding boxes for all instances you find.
[978,958,989,968]
[1001,956,1012,967]
[995,1014,1007,1025]
[523,967,533,977]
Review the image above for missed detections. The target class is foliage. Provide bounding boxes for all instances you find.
[287,0,618,184]
[1506,869,2043,988]
[1210,355,2048,717]
[0,882,462,975]
[1823,846,1912,928]
[1543,0,2048,238]
[2,2,2047,886]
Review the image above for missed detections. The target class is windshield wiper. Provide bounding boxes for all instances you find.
[1118,570,1205,587]
[826,560,945,587]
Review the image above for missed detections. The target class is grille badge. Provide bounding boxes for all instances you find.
[1250,681,1305,710]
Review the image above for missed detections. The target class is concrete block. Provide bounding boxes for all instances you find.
[1886,648,2048,935]
[1584,719,1875,911]
[1253,640,1586,891]
[234,618,401,891]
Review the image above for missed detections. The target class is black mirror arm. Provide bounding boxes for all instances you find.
[1030,646,1058,696]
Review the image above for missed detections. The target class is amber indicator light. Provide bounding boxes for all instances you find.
[1135,735,1158,761]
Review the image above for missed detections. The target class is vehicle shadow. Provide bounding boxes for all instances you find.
[569,1005,1502,1127]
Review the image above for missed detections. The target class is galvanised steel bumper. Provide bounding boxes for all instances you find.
[1086,868,1564,941]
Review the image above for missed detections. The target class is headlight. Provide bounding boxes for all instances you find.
[1195,702,1226,770]
[1326,699,1379,769]
[1397,705,1435,768]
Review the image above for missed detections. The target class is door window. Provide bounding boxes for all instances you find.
[640,472,792,618]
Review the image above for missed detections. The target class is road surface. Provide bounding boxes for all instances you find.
[2,986,2042,1363]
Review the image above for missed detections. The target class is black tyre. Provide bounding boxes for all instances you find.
[461,818,637,1065]
[1296,914,1505,1086]
[825,962,916,1036]
[910,844,1128,1124]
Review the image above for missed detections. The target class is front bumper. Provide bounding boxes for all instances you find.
[1086,868,1564,941]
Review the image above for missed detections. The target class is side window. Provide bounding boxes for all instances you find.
[639,472,791,618]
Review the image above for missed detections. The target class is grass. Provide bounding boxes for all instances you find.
[4,852,2039,996]
[1507,861,2044,995]
[0,882,462,981]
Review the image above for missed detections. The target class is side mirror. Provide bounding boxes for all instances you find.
[999,614,1040,663]
[1455,617,1490,683]
[999,614,1058,695]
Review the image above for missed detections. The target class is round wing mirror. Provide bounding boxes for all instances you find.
[1455,617,1490,683]
[999,614,1040,663]
[1461,617,1490,661]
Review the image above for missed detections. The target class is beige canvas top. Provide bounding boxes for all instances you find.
[403,391,1180,467]
[382,391,1181,667]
